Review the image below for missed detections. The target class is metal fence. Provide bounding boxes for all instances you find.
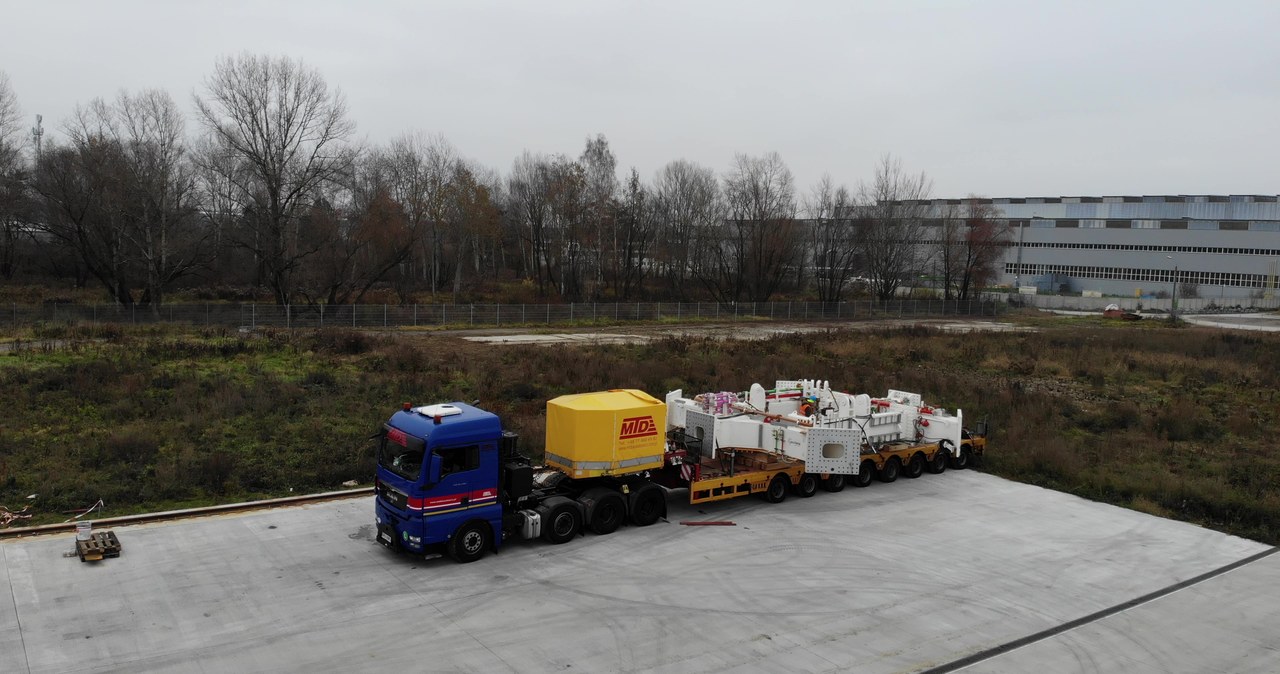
[6,299,1003,330]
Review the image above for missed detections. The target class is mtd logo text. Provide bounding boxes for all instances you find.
[619,416,658,440]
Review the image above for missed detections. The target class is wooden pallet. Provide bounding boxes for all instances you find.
[76,531,121,562]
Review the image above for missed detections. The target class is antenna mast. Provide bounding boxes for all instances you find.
[31,114,43,161]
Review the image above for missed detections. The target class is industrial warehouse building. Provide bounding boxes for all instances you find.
[922,194,1280,300]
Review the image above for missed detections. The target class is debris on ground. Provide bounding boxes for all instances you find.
[1,505,33,528]
[62,499,104,523]
[341,480,359,487]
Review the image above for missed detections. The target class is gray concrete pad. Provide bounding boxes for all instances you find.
[968,550,1280,674]
[0,472,1270,673]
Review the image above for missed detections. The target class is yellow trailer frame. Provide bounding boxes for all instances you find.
[687,447,806,504]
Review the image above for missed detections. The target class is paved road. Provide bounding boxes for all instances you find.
[1181,313,1280,332]
[2,472,1272,673]
[458,319,1032,345]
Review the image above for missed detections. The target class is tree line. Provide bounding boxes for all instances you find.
[0,56,1009,308]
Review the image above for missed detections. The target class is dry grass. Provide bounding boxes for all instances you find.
[1,322,1279,543]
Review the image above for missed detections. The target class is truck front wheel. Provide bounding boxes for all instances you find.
[448,521,490,563]
[822,474,846,492]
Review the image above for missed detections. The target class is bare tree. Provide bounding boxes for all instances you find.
[298,151,422,305]
[948,197,1009,300]
[545,155,587,300]
[380,133,456,296]
[193,53,355,305]
[0,71,27,280]
[653,160,720,299]
[856,155,932,302]
[611,168,656,299]
[442,161,501,300]
[34,92,207,307]
[506,151,553,294]
[113,90,209,307]
[805,174,857,302]
[707,152,799,302]
[35,128,136,304]
[578,135,617,297]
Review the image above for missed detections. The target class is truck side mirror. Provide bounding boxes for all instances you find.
[422,452,441,486]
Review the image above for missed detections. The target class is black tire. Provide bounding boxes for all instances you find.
[762,474,790,503]
[903,453,925,479]
[927,446,948,474]
[541,501,581,544]
[878,457,900,483]
[794,473,819,498]
[852,461,876,488]
[822,474,846,492]
[579,488,626,535]
[447,520,490,563]
[949,445,971,470]
[629,485,665,526]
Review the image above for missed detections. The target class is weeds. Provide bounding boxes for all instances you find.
[2,323,1279,543]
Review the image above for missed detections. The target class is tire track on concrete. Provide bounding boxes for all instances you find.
[921,545,1280,673]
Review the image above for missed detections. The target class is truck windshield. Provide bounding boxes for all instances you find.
[379,426,425,482]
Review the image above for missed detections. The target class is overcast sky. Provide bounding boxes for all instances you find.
[3,0,1277,198]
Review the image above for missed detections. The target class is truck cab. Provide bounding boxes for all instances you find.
[374,402,504,560]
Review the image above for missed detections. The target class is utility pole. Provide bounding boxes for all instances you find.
[30,114,43,162]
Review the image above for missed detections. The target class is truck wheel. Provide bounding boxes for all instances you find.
[762,475,790,503]
[822,474,846,492]
[878,457,900,483]
[541,501,581,544]
[580,488,626,535]
[794,473,819,498]
[852,461,876,488]
[629,485,665,527]
[927,443,950,474]
[447,521,490,563]
[903,453,925,479]
[949,445,970,470]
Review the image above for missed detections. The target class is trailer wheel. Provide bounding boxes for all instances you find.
[852,461,876,488]
[629,485,666,527]
[794,473,819,497]
[927,443,950,474]
[447,520,490,563]
[762,475,790,503]
[541,501,581,544]
[903,453,925,479]
[878,457,900,483]
[822,474,846,492]
[949,445,970,470]
[580,488,626,535]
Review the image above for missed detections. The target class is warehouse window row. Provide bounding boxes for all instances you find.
[1004,264,1273,288]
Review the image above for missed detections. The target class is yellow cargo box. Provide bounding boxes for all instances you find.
[545,389,666,478]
